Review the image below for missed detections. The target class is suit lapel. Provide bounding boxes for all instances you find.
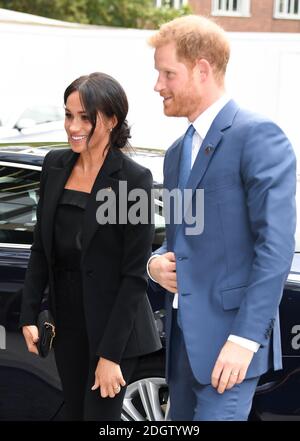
[166,100,239,238]
[187,100,239,194]
[81,148,123,261]
[181,100,239,219]
[42,150,79,262]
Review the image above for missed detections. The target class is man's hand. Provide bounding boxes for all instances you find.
[211,340,254,394]
[22,325,39,355]
[149,252,177,293]
[91,357,126,398]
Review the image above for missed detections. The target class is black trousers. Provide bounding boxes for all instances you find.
[53,268,138,421]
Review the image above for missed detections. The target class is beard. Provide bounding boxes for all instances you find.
[162,88,201,118]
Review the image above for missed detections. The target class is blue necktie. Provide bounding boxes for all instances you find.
[178,124,195,189]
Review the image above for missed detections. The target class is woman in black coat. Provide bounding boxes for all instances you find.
[20,72,161,420]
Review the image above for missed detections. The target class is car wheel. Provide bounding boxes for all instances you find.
[122,352,169,421]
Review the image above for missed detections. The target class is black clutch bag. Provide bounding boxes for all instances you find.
[37,309,55,358]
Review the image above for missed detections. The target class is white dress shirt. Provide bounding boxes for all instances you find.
[148,94,259,353]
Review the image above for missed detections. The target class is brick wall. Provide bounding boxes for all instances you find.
[188,0,300,32]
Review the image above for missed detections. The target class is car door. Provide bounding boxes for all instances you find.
[0,160,64,421]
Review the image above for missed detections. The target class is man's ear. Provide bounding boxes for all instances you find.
[195,58,211,81]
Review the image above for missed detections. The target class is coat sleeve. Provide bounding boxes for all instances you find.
[19,151,53,327]
[230,120,296,345]
[96,168,155,363]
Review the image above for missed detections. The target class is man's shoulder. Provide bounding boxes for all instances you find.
[165,135,184,158]
[228,106,290,145]
[235,106,278,129]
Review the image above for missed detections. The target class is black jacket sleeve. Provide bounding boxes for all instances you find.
[96,168,155,362]
[19,151,52,327]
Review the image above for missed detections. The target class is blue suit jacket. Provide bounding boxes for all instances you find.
[155,100,296,384]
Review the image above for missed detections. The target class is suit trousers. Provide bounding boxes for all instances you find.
[168,310,259,421]
[53,268,138,421]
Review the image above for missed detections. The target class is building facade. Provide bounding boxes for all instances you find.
[155,0,300,32]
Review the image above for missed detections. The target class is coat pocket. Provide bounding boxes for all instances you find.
[221,285,247,310]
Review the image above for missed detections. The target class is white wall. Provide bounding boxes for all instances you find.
[226,32,300,158]
[1,20,300,155]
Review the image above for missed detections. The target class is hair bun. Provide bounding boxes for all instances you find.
[111,120,131,149]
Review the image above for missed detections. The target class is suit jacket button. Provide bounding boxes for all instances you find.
[87,270,93,277]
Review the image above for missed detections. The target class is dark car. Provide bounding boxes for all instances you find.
[0,144,299,421]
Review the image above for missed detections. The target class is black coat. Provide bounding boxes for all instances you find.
[19,147,161,363]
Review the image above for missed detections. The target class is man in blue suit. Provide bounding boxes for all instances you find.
[148,15,296,420]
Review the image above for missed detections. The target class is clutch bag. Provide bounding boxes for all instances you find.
[37,309,55,358]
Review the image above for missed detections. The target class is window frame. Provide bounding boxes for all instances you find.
[211,0,251,17]
[154,0,188,8]
[274,0,300,20]
[0,161,41,248]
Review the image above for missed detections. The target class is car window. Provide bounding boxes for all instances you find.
[0,165,40,244]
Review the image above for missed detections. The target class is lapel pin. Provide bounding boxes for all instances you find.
[205,145,214,155]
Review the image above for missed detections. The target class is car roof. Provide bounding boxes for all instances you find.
[0,143,67,165]
[0,143,165,183]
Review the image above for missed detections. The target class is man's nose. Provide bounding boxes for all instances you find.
[154,75,164,93]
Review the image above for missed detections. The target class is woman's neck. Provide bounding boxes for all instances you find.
[77,147,109,174]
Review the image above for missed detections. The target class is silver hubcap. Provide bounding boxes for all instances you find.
[122,377,169,421]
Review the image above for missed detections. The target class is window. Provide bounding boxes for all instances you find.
[154,0,188,8]
[0,164,40,244]
[274,0,300,19]
[211,0,251,16]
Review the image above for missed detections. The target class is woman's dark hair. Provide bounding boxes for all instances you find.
[64,72,131,150]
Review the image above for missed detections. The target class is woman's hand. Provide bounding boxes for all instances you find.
[91,357,126,398]
[22,325,39,355]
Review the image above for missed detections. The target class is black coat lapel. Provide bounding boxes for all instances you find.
[81,148,123,261]
[42,150,79,262]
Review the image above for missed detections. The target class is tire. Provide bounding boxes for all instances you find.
[122,350,169,421]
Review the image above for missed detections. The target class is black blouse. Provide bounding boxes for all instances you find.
[54,188,89,270]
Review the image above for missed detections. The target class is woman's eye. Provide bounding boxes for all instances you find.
[81,115,89,121]
[65,112,72,119]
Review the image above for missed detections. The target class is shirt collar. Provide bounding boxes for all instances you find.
[189,94,231,140]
